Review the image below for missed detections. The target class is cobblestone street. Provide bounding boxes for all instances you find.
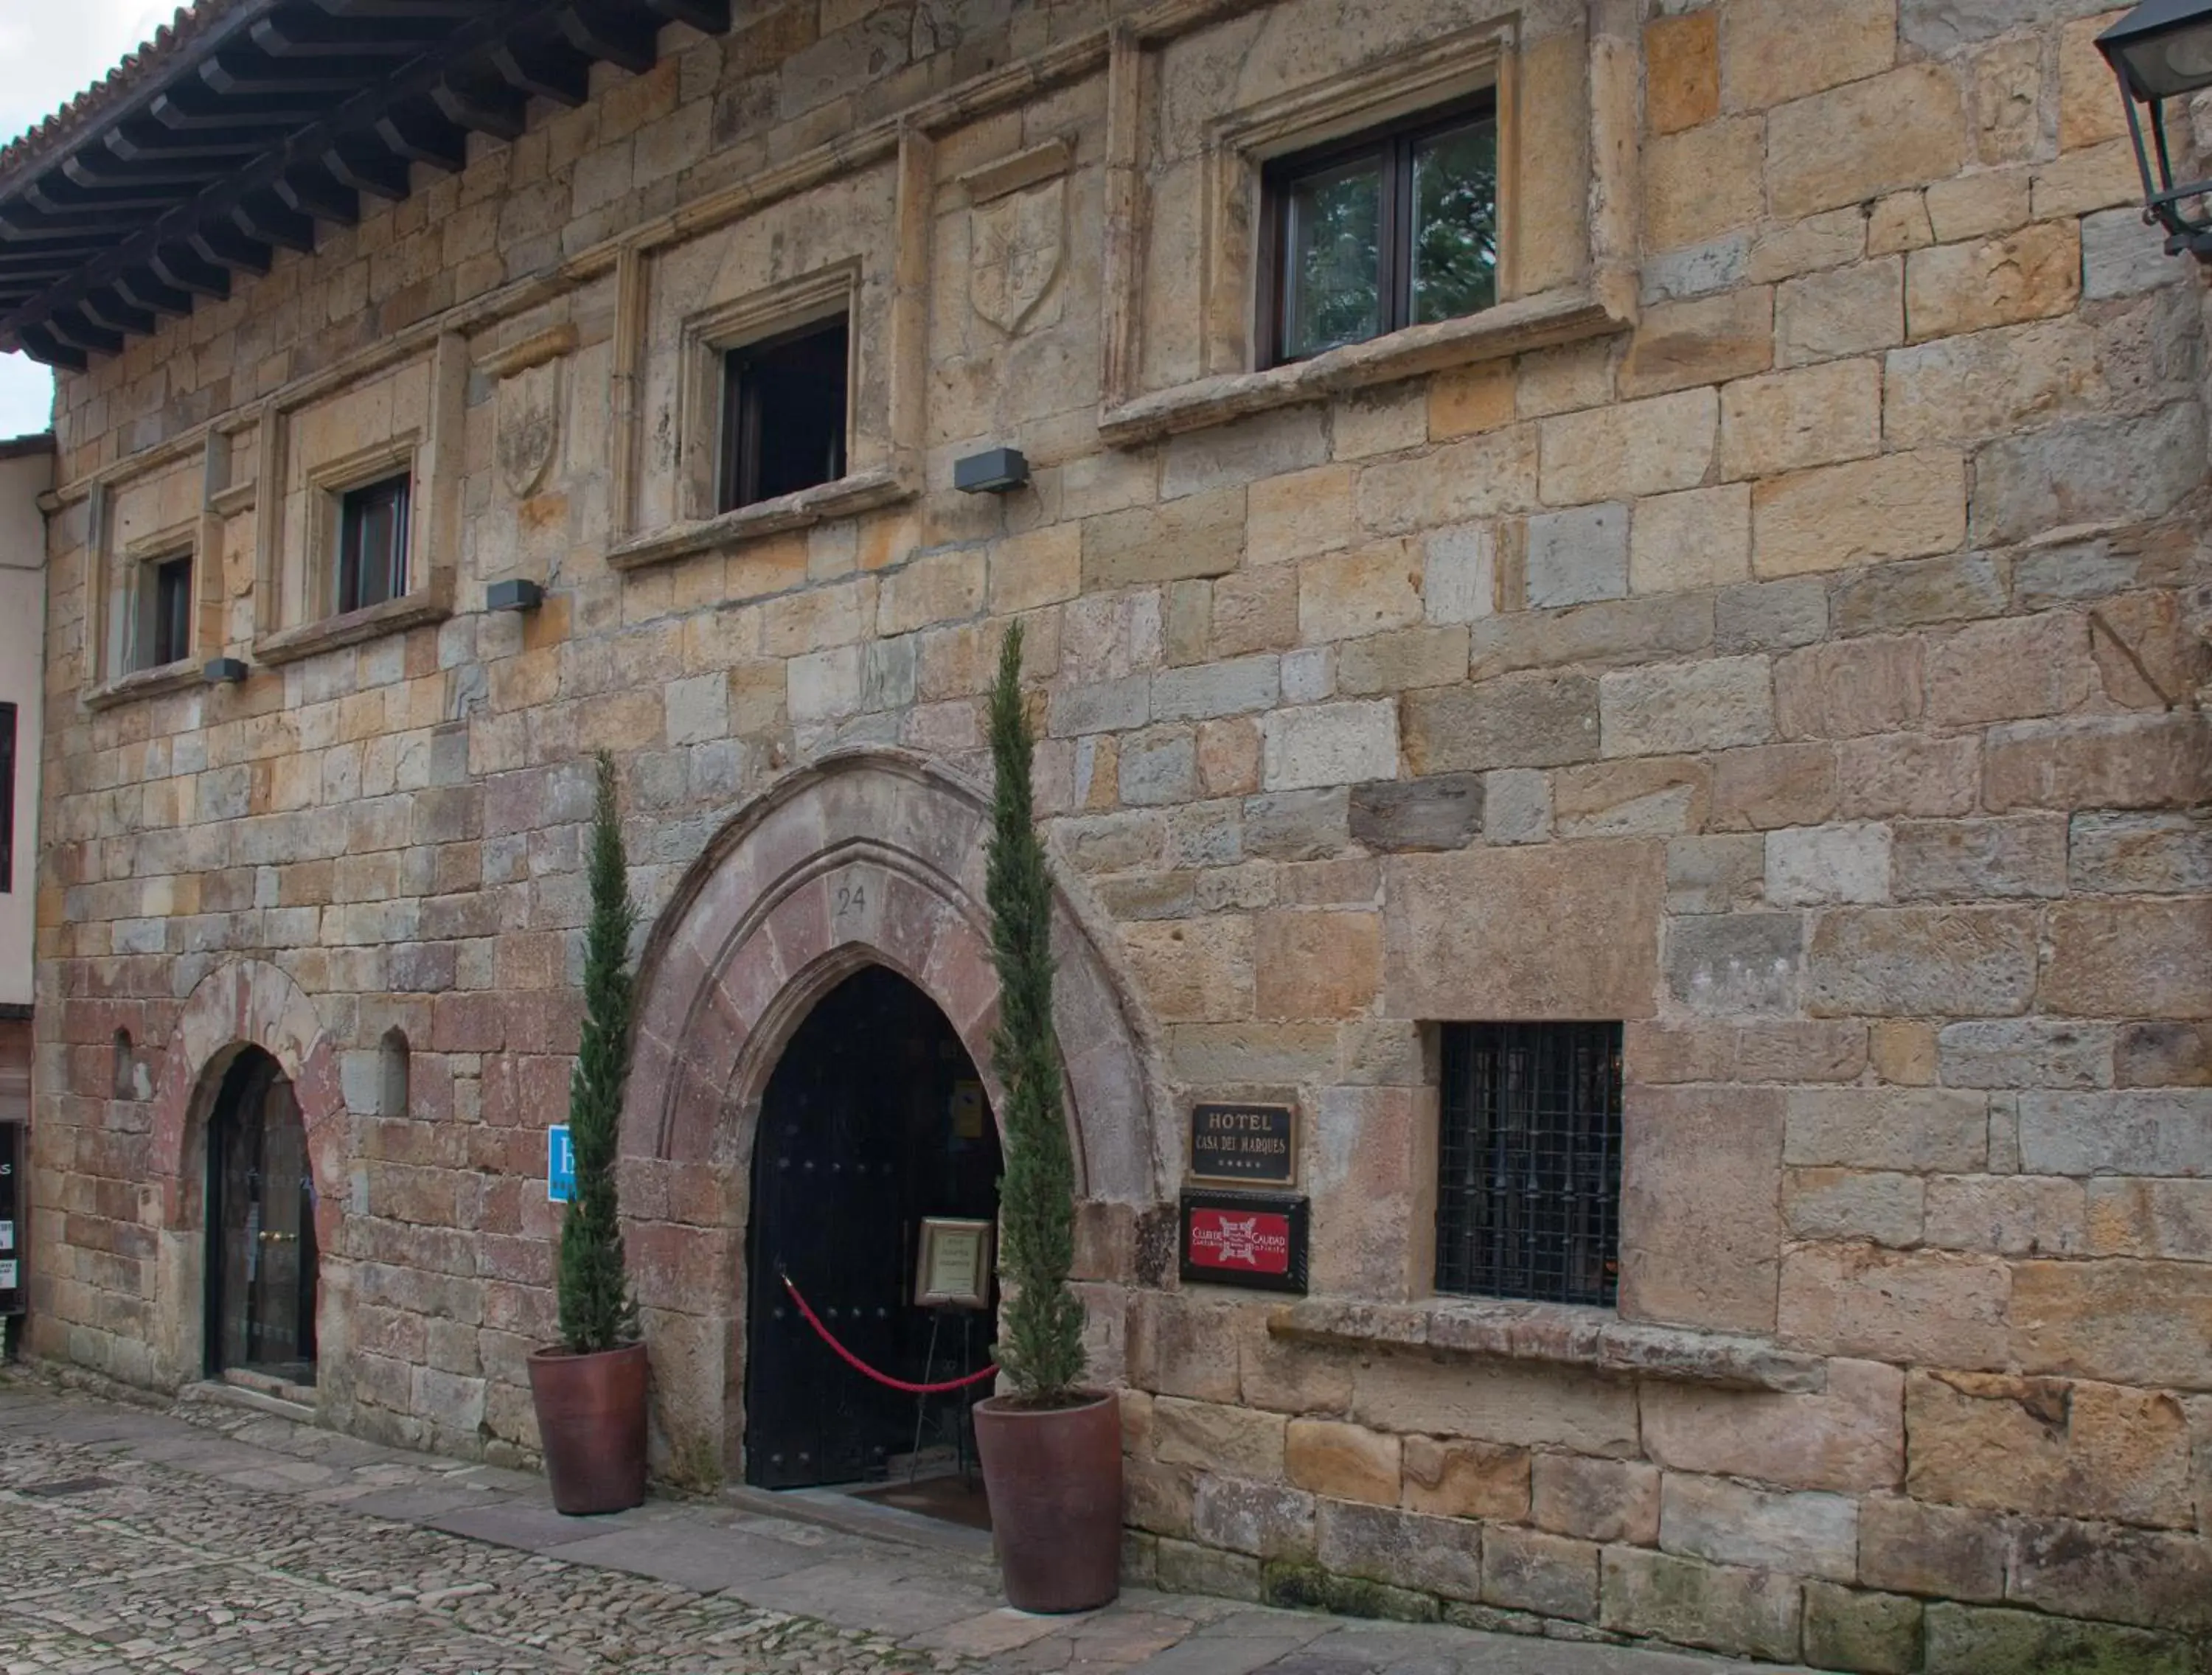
[0,1376,1775,1674]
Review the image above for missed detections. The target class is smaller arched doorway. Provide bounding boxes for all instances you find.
[204,1048,319,1386]
[743,967,1001,1489]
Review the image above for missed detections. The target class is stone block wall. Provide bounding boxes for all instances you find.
[23,0,2212,1665]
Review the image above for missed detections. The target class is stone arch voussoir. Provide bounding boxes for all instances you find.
[625,748,1166,1205]
[619,750,1168,1480]
[145,958,352,1394]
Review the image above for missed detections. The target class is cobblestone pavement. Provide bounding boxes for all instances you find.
[0,1375,1784,1674]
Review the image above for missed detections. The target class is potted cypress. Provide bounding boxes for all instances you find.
[971,624,1123,1613]
[527,751,650,1514]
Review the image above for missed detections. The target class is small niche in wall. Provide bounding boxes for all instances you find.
[111,1030,136,1101]
[380,1028,411,1119]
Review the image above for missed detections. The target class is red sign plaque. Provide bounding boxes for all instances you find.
[1178,1191,1308,1294]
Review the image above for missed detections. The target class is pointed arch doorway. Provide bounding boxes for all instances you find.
[204,1047,319,1387]
[742,965,1002,1490]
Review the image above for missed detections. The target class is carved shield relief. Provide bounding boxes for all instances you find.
[970,175,1065,336]
[496,358,561,498]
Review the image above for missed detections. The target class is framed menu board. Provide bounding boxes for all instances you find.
[915,1216,994,1310]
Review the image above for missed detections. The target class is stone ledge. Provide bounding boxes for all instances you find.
[1267,1297,1828,1393]
[83,659,205,711]
[1099,290,1632,446]
[608,468,914,572]
[253,586,452,667]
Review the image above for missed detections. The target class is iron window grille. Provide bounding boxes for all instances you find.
[1436,1021,1623,1307]
[1259,92,1500,369]
[335,473,411,615]
[0,700,13,894]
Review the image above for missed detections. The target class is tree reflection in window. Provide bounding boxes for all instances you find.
[1265,96,1498,367]
[1411,119,1498,325]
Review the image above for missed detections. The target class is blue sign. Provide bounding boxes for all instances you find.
[548,1125,575,1203]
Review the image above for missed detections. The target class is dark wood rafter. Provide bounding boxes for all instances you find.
[0,0,731,366]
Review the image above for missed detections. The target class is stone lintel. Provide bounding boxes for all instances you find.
[607,468,913,572]
[1099,290,1631,447]
[1268,1298,1829,1394]
[478,323,580,380]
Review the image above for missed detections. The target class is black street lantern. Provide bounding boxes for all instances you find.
[2100,0,2212,260]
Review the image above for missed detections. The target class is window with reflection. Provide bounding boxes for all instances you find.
[1261,94,1499,367]
[335,473,411,615]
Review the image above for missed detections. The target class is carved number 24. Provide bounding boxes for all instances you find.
[835,883,866,916]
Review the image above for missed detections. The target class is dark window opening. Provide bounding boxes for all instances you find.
[133,552,194,672]
[1436,1021,1622,1307]
[112,1029,136,1100]
[380,1028,410,1118]
[0,701,13,895]
[1260,94,1499,368]
[337,473,411,615]
[720,315,850,512]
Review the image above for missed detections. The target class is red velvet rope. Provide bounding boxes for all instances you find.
[779,1273,1000,1394]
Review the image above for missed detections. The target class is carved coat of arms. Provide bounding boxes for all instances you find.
[970,176,1065,336]
[496,358,561,498]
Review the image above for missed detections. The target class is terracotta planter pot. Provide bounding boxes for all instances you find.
[973,1390,1123,1613]
[528,1341,648,1515]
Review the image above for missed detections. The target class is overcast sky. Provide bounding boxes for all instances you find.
[0,0,176,438]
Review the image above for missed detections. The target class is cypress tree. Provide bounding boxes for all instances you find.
[986,623,1088,1404]
[558,751,640,1354]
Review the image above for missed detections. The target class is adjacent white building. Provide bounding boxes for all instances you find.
[0,433,51,1137]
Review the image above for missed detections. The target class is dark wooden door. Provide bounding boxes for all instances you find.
[743,967,1000,1488]
[206,1050,318,1382]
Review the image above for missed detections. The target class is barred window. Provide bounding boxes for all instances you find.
[1436,1022,1623,1307]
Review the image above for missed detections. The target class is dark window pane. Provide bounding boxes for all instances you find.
[153,555,192,667]
[131,551,193,672]
[0,701,14,894]
[722,316,850,512]
[1411,118,1499,326]
[1281,156,1382,361]
[338,475,410,614]
[1435,1022,1622,1307]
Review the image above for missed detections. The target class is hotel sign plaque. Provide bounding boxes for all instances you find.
[1188,1101,1297,1186]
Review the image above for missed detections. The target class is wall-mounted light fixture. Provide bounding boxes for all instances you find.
[202,656,248,685]
[486,578,544,612]
[2100,0,2212,261]
[953,447,1029,494]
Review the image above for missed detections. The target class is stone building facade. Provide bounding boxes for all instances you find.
[15,0,2212,1666]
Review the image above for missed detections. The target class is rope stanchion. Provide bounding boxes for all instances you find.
[780,1272,998,1395]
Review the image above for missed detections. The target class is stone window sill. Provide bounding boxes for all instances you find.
[84,659,206,711]
[1099,288,1632,447]
[608,467,914,573]
[254,587,452,668]
[1267,1295,1825,1393]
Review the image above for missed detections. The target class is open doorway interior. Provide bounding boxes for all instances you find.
[743,965,1001,1511]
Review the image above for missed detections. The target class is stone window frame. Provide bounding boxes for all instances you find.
[1098,8,1641,444]
[83,488,218,710]
[125,543,200,676]
[249,332,465,669]
[303,441,421,624]
[606,133,934,574]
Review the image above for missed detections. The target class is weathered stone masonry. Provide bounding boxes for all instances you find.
[23,0,2212,1667]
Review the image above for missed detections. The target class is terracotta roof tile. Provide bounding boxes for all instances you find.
[0,0,255,189]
